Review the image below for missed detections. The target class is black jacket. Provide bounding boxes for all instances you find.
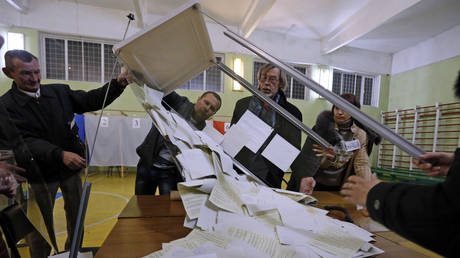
[230,91,302,188]
[366,148,460,257]
[0,80,125,182]
[136,92,203,168]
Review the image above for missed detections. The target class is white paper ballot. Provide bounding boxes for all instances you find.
[221,125,251,157]
[201,123,224,145]
[235,110,274,153]
[171,113,203,146]
[262,134,300,171]
[144,86,164,108]
[177,185,208,219]
[176,149,215,179]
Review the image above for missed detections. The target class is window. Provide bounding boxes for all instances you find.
[41,33,121,83]
[253,60,312,100]
[7,32,24,50]
[332,69,378,106]
[180,55,224,92]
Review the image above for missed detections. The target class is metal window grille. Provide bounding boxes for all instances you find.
[332,69,376,106]
[67,40,83,81]
[104,44,122,82]
[41,33,120,83]
[45,38,65,80]
[180,56,224,92]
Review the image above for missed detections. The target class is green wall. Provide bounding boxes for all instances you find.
[388,56,460,110]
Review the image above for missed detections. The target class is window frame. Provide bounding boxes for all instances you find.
[332,68,380,107]
[39,32,121,83]
[179,53,225,92]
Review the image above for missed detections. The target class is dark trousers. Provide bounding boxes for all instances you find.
[135,164,182,195]
[26,172,82,258]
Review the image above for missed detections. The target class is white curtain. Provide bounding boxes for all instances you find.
[85,115,152,166]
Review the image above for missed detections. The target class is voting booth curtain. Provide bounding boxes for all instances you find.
[82,114,228,167]
[84,115,152,167]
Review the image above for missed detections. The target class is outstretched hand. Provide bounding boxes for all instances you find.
[117,69,135,87]
[413,152,453,177]
[299,176,316,195]
[312,144,335,159]
[340,174,381,206]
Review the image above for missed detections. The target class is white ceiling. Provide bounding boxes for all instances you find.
[7,0,460,54]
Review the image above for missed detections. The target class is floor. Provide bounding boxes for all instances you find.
[15,171,441,258]
[19,171,137,257]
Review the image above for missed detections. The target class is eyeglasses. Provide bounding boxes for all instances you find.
[259,75,279,83]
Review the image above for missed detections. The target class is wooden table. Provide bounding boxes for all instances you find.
[118,195,186,218]
[96,193,429,258]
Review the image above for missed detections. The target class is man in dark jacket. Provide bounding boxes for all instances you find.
[135,91,221,195]
[231,63,302,188]
[1,49,130,256]
[340,70,460,257]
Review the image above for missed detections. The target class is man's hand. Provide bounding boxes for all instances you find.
[116,69,134,87]
[0,175,17,197]
[0,161,26,183]
[62,151,86,170]
[413,152,453,177]
[0,161,25,177]
[340,174,381,206]
[299,176,316,195]
[312,144,335,160]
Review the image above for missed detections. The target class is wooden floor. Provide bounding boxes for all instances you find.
[17,171,441,258]
[19,171,137,257]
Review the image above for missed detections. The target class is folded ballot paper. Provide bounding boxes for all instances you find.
[129,82,384,258]
[116,0,384,256]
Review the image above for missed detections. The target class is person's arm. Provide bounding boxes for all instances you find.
[341,149,460,256]
[230,99,245,125]
[414,152,453,177]
[162,91,189,111]
[352,133,372,181]
[289,125,324,193]
[69,73,128,114]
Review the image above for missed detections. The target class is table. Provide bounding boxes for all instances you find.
[96,193,429,258]
[118,195,186,218]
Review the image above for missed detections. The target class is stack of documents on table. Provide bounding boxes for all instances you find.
[132,85,383,258]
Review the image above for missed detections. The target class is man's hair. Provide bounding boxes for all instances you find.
[4,50,38,71]
[257,63,287,90]
[332,93,361,111]
[455,70,460,99]
[200,91,222,106]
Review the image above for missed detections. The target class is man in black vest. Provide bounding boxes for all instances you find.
[1,49,130,257]
[135,91,221,195]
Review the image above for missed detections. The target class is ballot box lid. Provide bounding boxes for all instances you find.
[113,0,214,95]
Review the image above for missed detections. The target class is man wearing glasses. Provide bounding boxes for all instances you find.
[231,63,302,188]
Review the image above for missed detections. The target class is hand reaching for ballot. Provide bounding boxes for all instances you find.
[413,152,453,177]
[299,177,316,195]
[62,151,86,170]
[312,144,335,160]
[0,160,26,183]
[340,174,381,206]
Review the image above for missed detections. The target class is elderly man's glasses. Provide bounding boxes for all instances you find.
[259,75,279,83]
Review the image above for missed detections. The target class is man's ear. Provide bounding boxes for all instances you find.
[2,67,13,79]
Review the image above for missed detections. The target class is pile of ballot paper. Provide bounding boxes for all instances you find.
[132,85,384,258]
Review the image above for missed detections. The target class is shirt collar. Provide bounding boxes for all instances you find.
[17,87,40,98]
